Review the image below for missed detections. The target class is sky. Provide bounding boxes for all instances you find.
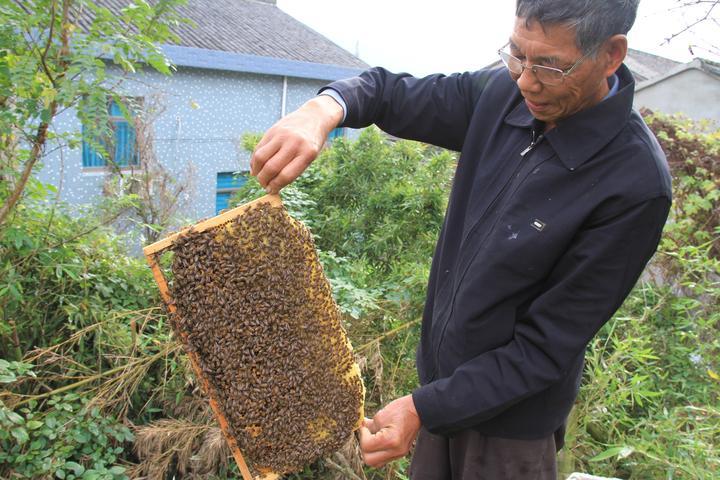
[276,0,720,77]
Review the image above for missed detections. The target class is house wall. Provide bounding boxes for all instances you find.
[36,66,355,222]
[634,69,720,124]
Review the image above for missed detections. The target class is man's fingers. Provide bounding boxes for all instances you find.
[362,416,376,433]
[265,155,312,194]
[251,136,282,179]
[362,450,403,469]
[359,427,404,469]
[250,134,272,175]
[255,142,297,188]
[358,426,380,456]
[359,425,400,453]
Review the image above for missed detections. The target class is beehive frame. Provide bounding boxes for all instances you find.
[143,194,283,480]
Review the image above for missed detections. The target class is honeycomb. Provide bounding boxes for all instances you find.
[167,200,364,476]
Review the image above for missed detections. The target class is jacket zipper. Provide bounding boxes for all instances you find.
[430,129,545,381]
[521,132,545,157]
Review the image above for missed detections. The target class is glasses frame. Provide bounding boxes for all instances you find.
[497,41,597,86]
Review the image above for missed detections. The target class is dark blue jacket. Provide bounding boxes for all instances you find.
[324,64,671,438]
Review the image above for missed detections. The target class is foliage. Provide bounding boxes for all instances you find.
[101,94,196,244]
[1,378,133,480]
[643,110,720,259]
[2,111,718,479]
[0,190,158,360]
[0,0,187,228]
[558,112,720,479]
[234,128,456,323]
[0,211,196,479]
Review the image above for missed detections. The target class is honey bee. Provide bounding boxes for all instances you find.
[167,202,363,474]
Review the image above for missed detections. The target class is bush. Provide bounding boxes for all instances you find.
[233,127,456,323]
[559,112,720,479]
[2,114,717,479]
[0,186,158,361]
[0,361,133,480]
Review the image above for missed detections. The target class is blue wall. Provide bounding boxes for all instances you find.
[37,62,362,224]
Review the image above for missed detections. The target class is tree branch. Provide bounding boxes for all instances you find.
[0,0,73,231]
[0,114,55,229]
[664,0,720,45]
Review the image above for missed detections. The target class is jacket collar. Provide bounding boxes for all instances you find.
[504,63,635,171]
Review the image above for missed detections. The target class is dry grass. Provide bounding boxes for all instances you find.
[131,418,222,478]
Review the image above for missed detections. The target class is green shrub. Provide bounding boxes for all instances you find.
[0,361,133,479]
[0,190,158,362]
[559,113,720,479]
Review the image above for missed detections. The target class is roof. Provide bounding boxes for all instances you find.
[636,57,720,91]
[165,0,367,69]
[623,49,682,82]
[482,48,682,84]
[77,0,368,80]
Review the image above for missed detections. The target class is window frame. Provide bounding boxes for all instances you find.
[81,97,141,171]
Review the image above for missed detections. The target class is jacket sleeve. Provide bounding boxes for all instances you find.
[412,196,671,435]
[321,67,498,151]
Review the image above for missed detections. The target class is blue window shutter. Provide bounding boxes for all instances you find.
[217,172,248,190]
[114,121,138,166]
[115,122,127,166]
[216,172,248,214]
[328,127,344,141]
[109,101,123,117]
[82,125,105,167]
[81,100,138,168]
[216,192,231,213]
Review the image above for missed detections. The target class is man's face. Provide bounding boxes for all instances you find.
[508,17,611,128]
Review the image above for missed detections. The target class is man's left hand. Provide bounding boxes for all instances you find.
[358,394,421,468]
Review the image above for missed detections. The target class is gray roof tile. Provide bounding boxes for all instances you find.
[624,48,682,82]
[80,0,368,69]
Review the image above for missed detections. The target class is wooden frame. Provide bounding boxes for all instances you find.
[143,194,282,480]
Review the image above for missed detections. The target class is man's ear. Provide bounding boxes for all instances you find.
[602,34,628,77]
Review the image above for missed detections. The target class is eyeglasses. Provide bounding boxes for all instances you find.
[497,42,595,86]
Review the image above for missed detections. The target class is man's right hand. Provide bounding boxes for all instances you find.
[250,95,344,194]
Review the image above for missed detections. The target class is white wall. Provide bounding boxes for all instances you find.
[634,69,720,124]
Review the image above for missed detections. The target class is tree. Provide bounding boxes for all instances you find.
[0,0,187,230]
[102,94,195,244]
[666,0,720,57]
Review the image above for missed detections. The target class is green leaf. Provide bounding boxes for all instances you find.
[146,52,172,75]
[26,420,43,430]
[589,445,634,462]
[108,466,125,475]
[11,427,29,444]
[6,410,23,425]
[65,461,85,476]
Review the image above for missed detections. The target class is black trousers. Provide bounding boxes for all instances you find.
[408,428,558,480]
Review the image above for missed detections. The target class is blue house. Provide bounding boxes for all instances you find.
[37,0,367,221]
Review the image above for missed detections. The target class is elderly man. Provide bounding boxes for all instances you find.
[251,0,672,478]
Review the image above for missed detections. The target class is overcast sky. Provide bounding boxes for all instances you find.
[276,0,719,77]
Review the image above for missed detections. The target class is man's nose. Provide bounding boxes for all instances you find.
[516,67,542,94]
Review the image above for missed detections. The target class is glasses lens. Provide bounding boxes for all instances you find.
[499,51,523,75]
[534,66,563,86]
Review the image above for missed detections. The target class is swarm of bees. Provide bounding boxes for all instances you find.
[169,201,364,475]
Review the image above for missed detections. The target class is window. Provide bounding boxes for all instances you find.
[328,127,345,142]
[82,100,139,168]
[216,172,248,214]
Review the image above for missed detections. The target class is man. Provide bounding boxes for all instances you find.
[251,0,672,478]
